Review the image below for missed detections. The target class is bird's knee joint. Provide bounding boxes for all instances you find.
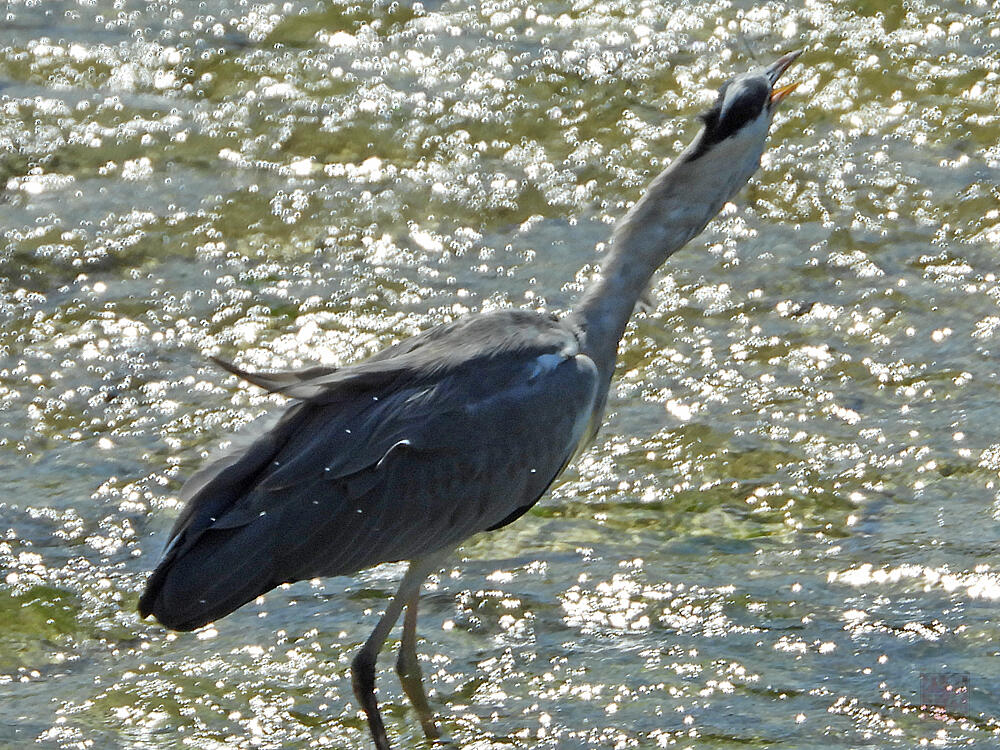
[352,652,377,693]
[395,649,420,680]
[352,651,375,674]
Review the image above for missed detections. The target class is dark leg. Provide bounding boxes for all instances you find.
[395,592,444,742]
[352,593,404,750]
[351,550,451,750]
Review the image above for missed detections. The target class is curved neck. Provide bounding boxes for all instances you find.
[570,130,762,379]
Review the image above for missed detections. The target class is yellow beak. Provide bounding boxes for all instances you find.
[770,81,800,105]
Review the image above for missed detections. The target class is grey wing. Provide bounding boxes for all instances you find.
[273,354,597,578]
[140,345,598,631]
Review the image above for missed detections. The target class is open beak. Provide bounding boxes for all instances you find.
[765,49,802,106]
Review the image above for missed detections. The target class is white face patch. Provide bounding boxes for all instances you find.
[528,353,564,380]
[689,112,770,205]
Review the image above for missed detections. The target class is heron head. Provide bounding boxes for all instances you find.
[690,50,802,163]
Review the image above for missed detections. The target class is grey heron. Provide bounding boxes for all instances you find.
[139,50,803,748]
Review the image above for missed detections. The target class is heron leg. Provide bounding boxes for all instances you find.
[351,549,452,750]
[395,592,443,742]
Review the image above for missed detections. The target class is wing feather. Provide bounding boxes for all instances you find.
[211,356,339,393]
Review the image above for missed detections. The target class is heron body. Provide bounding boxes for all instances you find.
[139,51,803,748]
[143,311,600,630]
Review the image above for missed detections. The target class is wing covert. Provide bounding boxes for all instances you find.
[216,348,599,575]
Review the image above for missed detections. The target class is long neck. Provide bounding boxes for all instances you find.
[570,131,761,380]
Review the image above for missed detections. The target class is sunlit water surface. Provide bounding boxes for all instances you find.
[2,0,1000,747]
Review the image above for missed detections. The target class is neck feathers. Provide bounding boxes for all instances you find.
[571,126,765,378]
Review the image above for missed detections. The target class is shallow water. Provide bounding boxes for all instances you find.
[3,0,1000,747]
